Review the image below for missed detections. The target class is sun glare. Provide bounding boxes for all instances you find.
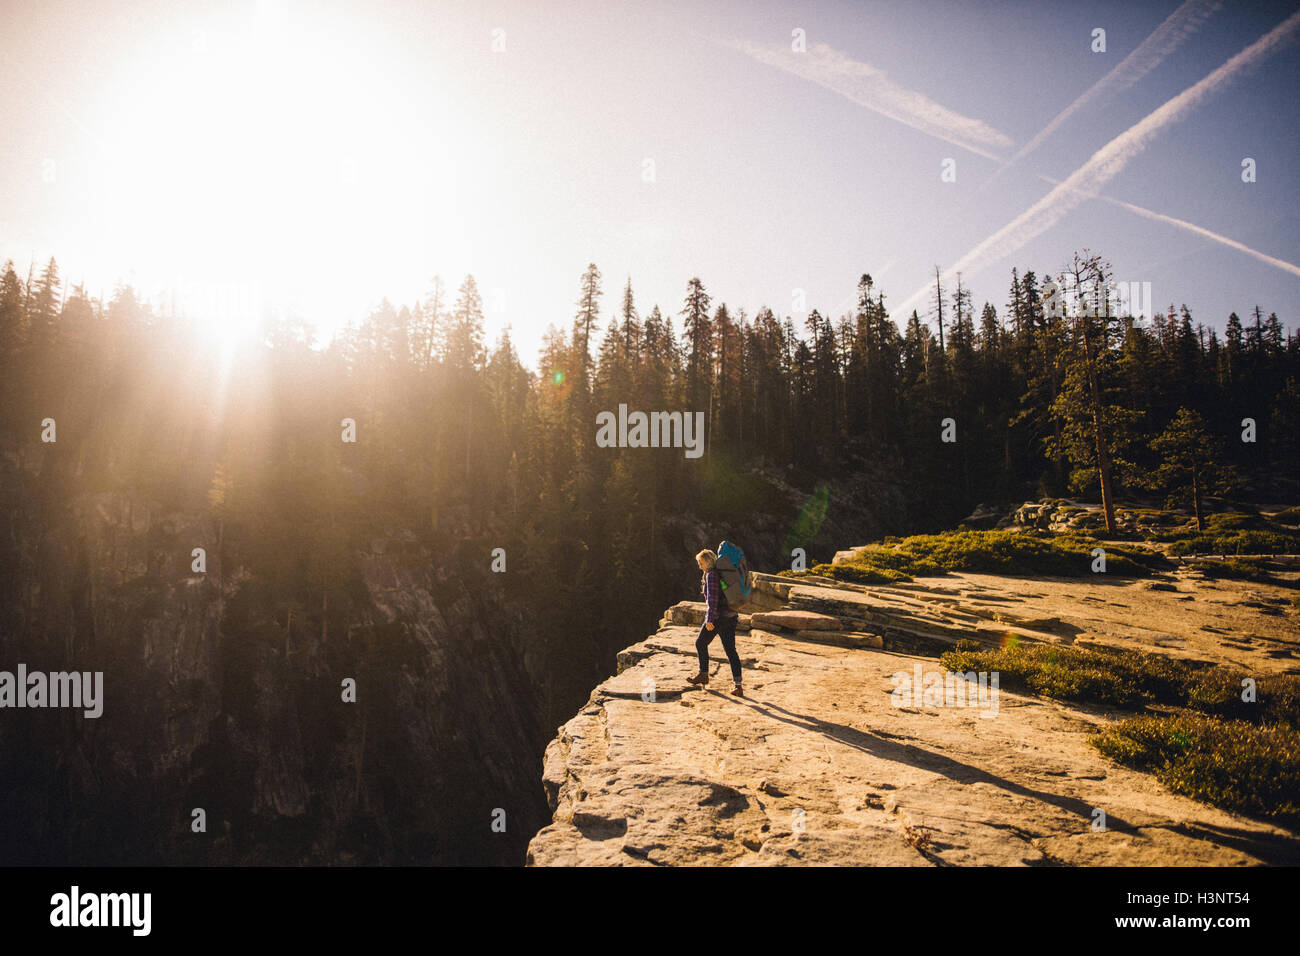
[83,1,466,343]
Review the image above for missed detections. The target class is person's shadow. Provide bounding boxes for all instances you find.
[696,688,1300,864]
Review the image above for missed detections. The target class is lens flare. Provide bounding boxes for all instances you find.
[785,483,830,554]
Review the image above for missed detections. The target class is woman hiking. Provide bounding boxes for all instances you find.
[686,549,744,696]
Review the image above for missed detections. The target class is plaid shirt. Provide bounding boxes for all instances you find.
[701,568,734,623]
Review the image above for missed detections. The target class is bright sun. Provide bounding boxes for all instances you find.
[85,1,466,348]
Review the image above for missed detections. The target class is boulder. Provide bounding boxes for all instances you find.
[664,601,706,625]
[749,610,845,631]
[959,503,1003,529]
[662,602,754,629]
[788,629,884,649]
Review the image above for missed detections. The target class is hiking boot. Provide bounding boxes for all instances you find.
[730,683,744,696]
[685,671,709,686]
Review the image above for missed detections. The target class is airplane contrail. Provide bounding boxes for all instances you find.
[892,8,1300,321]
[971,0,1221,201]
[1014,0,1222,165]
[729,38,1012,161]
[1039,175,1300,279]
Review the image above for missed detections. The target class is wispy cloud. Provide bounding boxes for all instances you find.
[1013,0,1222,165]
[1039,175,1300,279]
[892,8,1300,320]
[730,38,1012,161]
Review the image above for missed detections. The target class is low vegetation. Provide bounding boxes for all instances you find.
[1092,715,1300,820]
[942,640,1300,722]
[1186,557,1296,588]
[1009,503,1300,554]
[1168,529,1300,556]
[800,563,912,584]
[797,509,1300,820]
[941,640,1300,819]
[782,528,1169,583]
[1138,511,1300,554]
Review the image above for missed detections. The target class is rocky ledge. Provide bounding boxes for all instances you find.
[526,567,1300,866]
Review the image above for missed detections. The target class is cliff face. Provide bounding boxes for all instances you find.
[0,472,549,865]
[0,444,912,866]
[527,568,1300,866]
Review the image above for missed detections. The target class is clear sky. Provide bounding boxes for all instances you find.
[2,0,1298,365]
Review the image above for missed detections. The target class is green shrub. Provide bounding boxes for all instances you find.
[1092,714,1300,819]
[1186,557,1284,586]
[808,562,911,584]
[942,641,1300,818]
[1131,509,1183,526]
[939,642,1300,725]
[1184,671,1300,724]
[821,529,1168,582]
[941,643,1191,709]
[1205,512,1270,532]
[1168,529,1300,555]
[1143,510,1300,546]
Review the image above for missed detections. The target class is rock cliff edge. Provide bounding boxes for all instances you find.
[526,564,1300,866]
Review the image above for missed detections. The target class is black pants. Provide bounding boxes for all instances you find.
[696,615,742,683]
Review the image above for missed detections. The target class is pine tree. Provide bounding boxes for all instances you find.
[947,273,976,399]
[413,275,447,371]
[619,277,640,366]
[1006,266,1025,344]
[1246,305,1264,362]
[977,302,1000,356]
[901,309,928,385]
[713,302,741,448]
[1223,311,1244,386]
[486,326,530,455]
[1148,407,1234,531]
[1045,252,1139,533]
[1265,312,1284,354]
[572,263,602,393]
[445,275,487,482]
[0,261,24,428]
[593,317,623,413]
[446,275,486,374]
[680,277,712,413]
[640,304,673,411]
[28,257,62,355]
[931,265,946,353]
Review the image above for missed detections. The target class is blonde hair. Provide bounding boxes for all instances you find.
[696,549,718,568]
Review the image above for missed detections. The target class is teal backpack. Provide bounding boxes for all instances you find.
[715,540,752,607]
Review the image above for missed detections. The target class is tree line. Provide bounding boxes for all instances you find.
[1,251,1297,722]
